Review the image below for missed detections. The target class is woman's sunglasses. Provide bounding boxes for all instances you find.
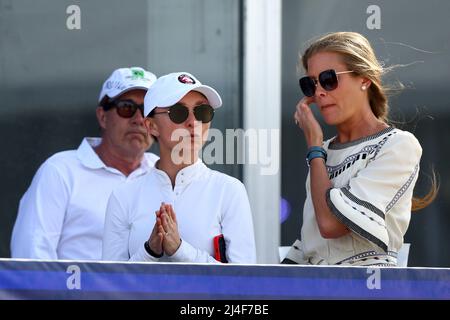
[299,69,354,97]
[103,99,144,118]
[152,103,214,124]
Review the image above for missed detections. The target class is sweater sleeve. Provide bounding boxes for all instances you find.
[326,132,422,251]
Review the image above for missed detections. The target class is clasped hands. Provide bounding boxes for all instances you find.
[147,202,181,257]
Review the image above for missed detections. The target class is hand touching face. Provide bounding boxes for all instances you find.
[294,96,324,147]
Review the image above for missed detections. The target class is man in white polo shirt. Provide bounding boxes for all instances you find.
[11,67,158,260]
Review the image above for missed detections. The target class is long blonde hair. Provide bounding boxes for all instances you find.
[300,31,438,211]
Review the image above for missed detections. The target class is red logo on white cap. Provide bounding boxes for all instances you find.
[178,74,196,85]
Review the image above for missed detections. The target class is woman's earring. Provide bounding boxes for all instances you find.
[361,85,367,91]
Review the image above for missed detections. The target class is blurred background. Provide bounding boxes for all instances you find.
[0,0,449,266]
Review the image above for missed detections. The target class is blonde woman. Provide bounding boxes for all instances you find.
[287,32,437,266]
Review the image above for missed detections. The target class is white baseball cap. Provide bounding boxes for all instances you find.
[98,67,157,103]
[143,72,222,117]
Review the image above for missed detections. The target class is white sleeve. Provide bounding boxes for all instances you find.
[168,238,221,263]
[169,180,257,264]
[10,161,69,259]
[326,132,422,251]
[221,181,256,263]
[102,191,159,262]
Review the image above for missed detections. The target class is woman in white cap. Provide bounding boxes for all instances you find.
[102,72,257,263]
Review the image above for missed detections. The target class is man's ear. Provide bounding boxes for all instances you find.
[96,106,107,130]
[144,117,160,137]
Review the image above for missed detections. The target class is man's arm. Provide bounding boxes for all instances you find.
[11,161,69,259]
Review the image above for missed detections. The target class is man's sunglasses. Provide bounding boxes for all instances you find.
[152,103,214,124]
[299,69,354,97]
[103,99,144,118]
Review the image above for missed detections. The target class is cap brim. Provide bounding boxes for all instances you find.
[144,85,222,117]
[160,85,223,109]
[98,85,150,103]
[190,85,222,109]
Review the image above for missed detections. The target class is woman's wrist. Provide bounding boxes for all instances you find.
[306,146,327,167]
[144,240,163,258]
[307,139,323,148]
[166,238,182,257]
[308,157,326,166]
